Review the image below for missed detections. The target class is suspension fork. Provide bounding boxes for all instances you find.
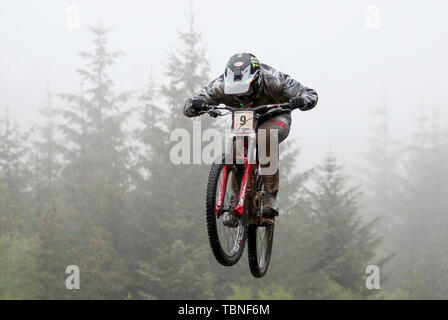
[215,162,252,217]
[215,165,229,216]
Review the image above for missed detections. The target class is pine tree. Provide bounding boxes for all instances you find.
[56,25,132,297]
[27,85,63,230]
[126,75,168,295]
[134,9,220,299]
[361,102,400,256]
[386,107,448,298]
[32,202,79,299]
[0,109,30,233]
[78,225,129,299]
[294,154,381,298]
[58,25,132,251]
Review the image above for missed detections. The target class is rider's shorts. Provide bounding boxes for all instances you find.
[258,113,291,145]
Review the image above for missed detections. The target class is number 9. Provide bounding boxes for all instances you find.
[240,115,247,126]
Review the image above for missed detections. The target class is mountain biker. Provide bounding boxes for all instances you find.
[183,53,318,218]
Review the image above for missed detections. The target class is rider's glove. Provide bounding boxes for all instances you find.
[190,98,208,113]
[289,96,307,111]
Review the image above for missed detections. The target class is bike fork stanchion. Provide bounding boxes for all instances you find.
[215,165,229,216]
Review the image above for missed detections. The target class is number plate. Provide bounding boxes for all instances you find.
[232,111,254,135]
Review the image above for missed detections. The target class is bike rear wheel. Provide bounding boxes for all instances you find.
[206,159,247,266]
[248,221,274,278]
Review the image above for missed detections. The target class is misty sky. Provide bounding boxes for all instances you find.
[1,0,447,169]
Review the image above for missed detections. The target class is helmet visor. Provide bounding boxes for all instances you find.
[224,66,256,95]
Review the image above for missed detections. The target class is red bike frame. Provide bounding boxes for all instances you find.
[215,156,254,217]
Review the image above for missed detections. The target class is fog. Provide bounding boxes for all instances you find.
[0,0,447,299]
[3,1,447,168]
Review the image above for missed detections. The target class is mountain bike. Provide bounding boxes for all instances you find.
[200,103,291,278]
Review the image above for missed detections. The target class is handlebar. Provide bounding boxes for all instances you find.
[199,103,292,118]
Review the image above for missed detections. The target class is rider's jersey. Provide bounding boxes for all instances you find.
[183,63,318,118]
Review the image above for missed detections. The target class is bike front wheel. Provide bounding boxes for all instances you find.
[206,157,247,266]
